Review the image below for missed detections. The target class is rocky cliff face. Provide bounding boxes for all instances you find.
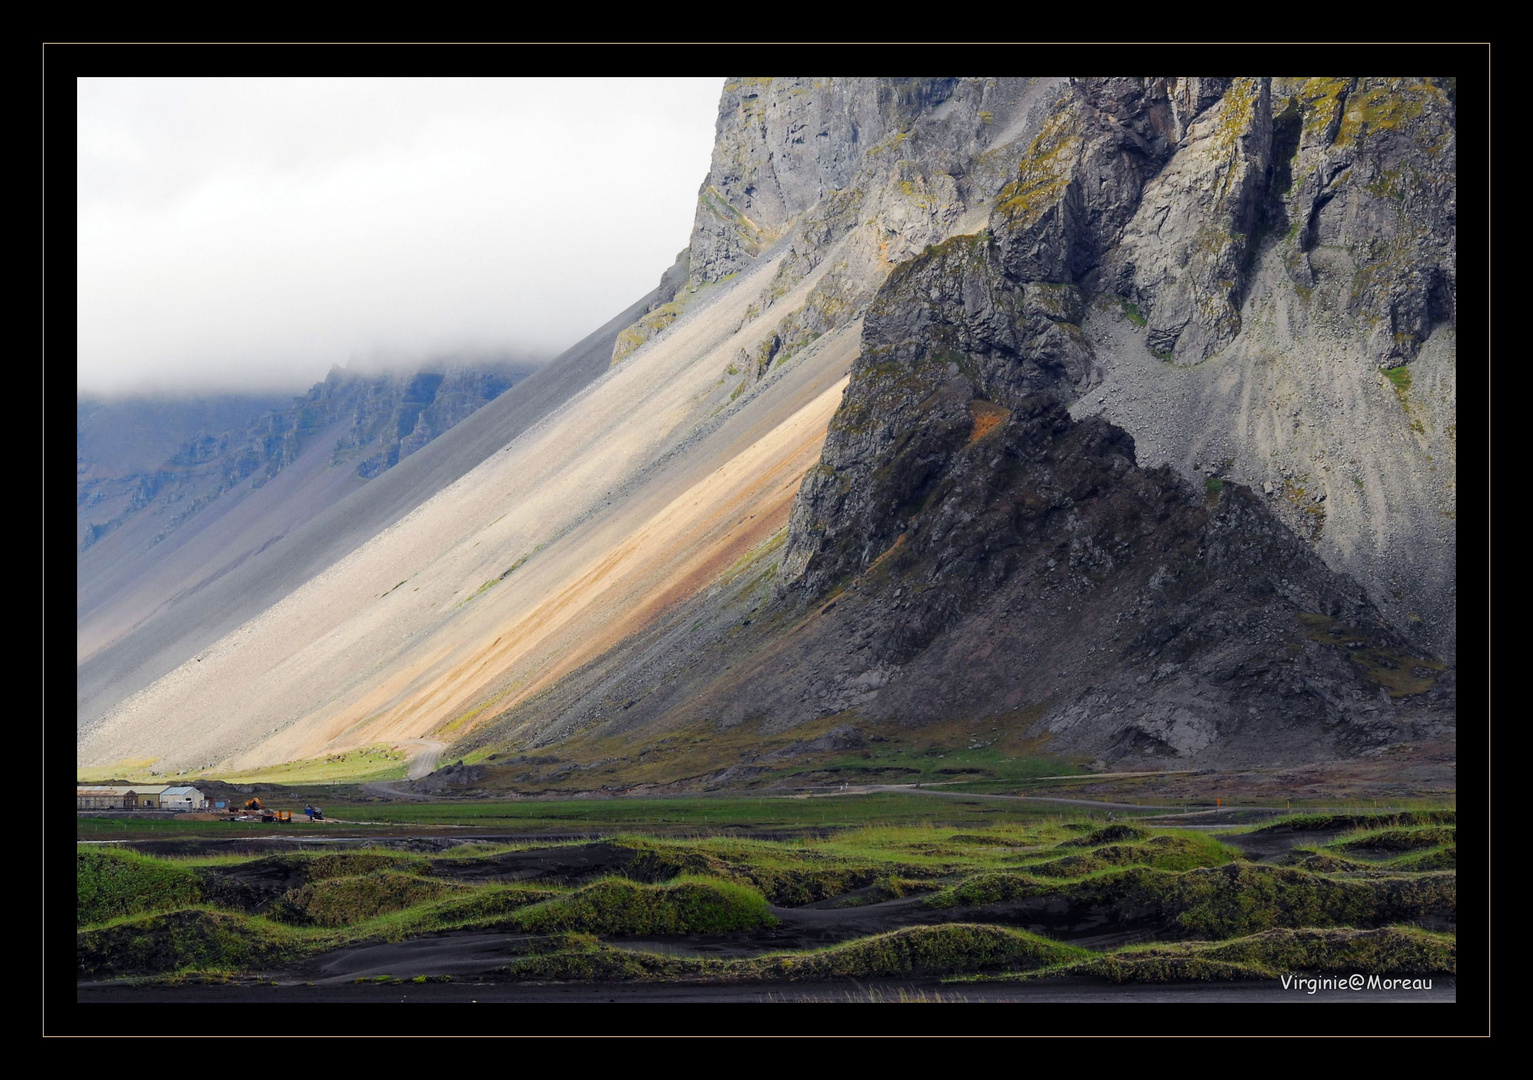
[758,75,1455,759]
[768,76,1456,659]
[612,77,1070,376]
[687,77,963,287]
[634,77,1456,664]
[981,77,1455,371]
[758,209,1450,764]
[470,75,1455,771]
[778,231,1095,597]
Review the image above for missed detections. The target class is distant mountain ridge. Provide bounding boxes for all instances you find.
[77,359,533,555]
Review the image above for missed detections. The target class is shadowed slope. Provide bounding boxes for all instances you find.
[78,288,659,738]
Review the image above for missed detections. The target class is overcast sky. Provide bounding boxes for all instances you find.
[77,77,724,396]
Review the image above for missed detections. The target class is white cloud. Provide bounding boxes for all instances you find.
[77,76,723,395]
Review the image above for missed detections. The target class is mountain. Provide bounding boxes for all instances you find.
[76,77,1455,783]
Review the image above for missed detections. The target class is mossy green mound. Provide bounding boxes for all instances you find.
[1058,824,1149,847]
[1287,852,1373,872]
[1027,834,1238,878]
[741,866,887,906]
[1072,954,1266,983]
[926,871,1047,909]
[1390,846,1456,871]
[623,840,907,906]
[753,924,1082,981]
[408,885,562,927]
[245,850,420,881]
[74,817,1456,983]
[927,833,1241,905]
[928,863,1454,939]
[514,876,776,935]
[77,909,307,979]
[503,939,702,982]
[1250,810,1454,834]
[1334,827,1455,854]
[834,876,936,907]
[1135,864,1456,938]
[1063,926,1454,983]
[276,871,467,927]
[189,849,429,916]
[501,923,1084,983]
[78,848,204,927]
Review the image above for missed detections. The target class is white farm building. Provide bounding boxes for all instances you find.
[159,786,208,810]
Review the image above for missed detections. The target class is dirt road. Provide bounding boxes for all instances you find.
[404,739,448,780]
[360,739,451,799]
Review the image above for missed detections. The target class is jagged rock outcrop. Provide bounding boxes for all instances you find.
[609,77,1072,376]
[474,350,1450,767]
[327,364,522,477]
[396,368,528,460]
[1079,77,1455,657]
[981,76,1275,365]
[76,393,292,550]
[687,77,962,287]
[980,76,1454,371]
[779,230,1096,595]
[991,77,1193,286]
[754,381,1448,764]
[1106,78,1274,362]
[609,249,691,365]
[1276,77,1456,365]
[938,76,1455,655]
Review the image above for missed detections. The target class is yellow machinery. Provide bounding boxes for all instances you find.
[227,797,291,823]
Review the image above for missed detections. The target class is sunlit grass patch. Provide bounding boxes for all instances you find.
[213,743,412,784]
[78,847,204,927]
[514,875,777,936]
[1387,846,1455,871]
[1057,823,1150,847]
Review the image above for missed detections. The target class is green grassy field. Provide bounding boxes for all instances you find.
[77,803,1457,988]
[76,790,1153,841]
